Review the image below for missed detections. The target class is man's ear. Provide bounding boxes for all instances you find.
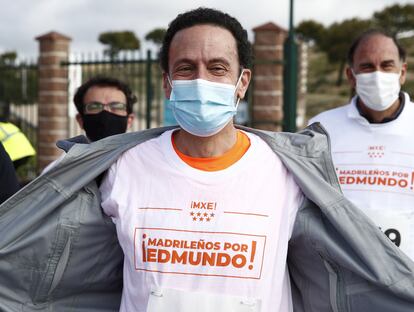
[76,113,84,129]
[163,72,172,99]
[346,67,356,89]
[236,69,252,100]
[127,113,135,129]
[400,62,408,85]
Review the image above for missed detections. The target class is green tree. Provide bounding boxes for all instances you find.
[0,51,18,102]
[295,20,325,46]
[98,31,140,60]
[373,4,414,36]
[145,28,166,46]
[321,18,372,86]
[0,51,37,105]
[0,51,17,66]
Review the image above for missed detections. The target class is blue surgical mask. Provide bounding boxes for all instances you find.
[166,72,244,137]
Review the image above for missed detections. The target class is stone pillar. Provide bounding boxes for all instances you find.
[252,23,287,131]
[36,31,71,171]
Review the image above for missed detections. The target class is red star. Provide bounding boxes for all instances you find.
[190,212,194,216]
[197,212,201,217]
[199,217,204,222]
[206,218,211,222]
[203,212,208,217]
[193,217,197,221]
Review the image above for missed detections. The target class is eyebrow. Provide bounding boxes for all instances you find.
[359,59,396,67]
[172,58,195,68]
[381,59,396,65]
[208,58,231,67]
[172,57,232,68]
[358,62,375,68]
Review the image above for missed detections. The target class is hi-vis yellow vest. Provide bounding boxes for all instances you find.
[0,122,36,162]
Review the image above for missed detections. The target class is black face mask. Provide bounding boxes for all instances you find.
[82,111,128,142]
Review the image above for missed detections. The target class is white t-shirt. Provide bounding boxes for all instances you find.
[310,93,414,258]
[100,130,303,312]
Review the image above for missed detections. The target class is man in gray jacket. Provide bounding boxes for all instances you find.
[1,8,414,312]
[100,8,300,311]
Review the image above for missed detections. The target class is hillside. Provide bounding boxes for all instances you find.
[305,37,414,122]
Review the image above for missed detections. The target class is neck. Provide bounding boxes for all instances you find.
[357,97,402,123]
[173,123,238,157]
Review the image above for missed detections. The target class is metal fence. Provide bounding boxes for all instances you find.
[0,60,38,182]
[0,60,38,143]
[0,52,166,182]
[62,50,164,137]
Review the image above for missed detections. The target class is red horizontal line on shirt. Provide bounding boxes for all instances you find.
[333,151,363,154]
[336,163,414,169]
[223,211,269,218]
[134,267,261,280]
[391,151,414,157]
[137,207,183,212]
[136,227,267,238]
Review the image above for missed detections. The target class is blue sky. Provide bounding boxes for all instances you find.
[1,0,413,59]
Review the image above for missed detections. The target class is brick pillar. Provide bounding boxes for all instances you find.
[36,31,71,171]
[252,23,287,131]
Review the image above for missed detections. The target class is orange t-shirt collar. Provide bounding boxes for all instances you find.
[172,130,251,172]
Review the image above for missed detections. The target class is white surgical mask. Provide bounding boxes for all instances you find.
[354,70,401,111]
[166,71,244,137]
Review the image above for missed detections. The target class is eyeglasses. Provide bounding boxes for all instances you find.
[84,101,128,116]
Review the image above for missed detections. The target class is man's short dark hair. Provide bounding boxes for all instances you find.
[73,76,136,115]
[347,29,407,66]
[160,7,252,72]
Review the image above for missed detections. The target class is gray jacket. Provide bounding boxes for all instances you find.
[0,125,413,311]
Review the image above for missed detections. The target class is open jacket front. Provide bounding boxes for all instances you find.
[0,125,413,311]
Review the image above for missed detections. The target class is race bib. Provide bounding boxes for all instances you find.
[147,287,261,312]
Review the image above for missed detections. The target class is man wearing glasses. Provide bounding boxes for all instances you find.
[41,76,136,174]
[73,76,136,142]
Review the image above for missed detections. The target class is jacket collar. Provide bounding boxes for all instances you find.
[53,124,342,205]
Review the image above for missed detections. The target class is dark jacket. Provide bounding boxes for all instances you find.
[0,142,19,204]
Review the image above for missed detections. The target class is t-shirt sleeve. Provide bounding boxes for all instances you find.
[100,164,119,219]
[286,171,304,239]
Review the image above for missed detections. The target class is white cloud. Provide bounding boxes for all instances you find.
[0,0,412,58]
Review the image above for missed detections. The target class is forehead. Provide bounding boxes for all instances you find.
[83,85,126,103]
[168,24,238,68]
[353,34,400,64]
